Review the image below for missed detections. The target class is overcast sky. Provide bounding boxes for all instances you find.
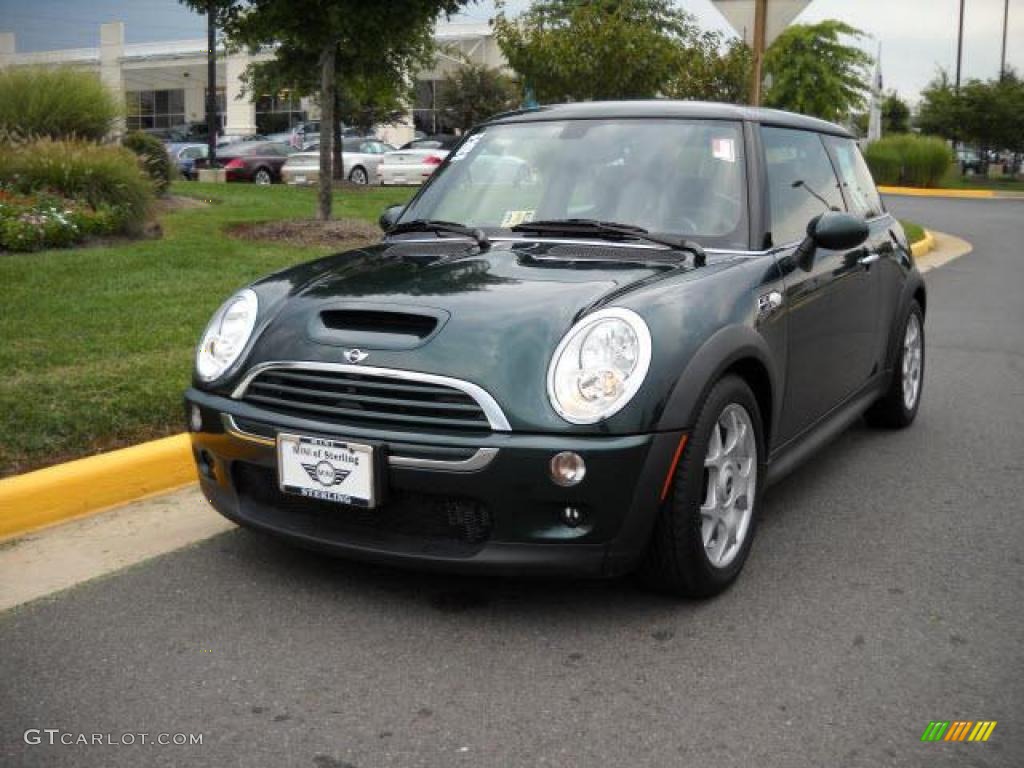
[1,0,1020,101]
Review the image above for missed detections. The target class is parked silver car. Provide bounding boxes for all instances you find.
[280,138,396,185]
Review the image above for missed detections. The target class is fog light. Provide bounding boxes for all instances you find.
[550,451,586,487]
[562,506,583,527]
[189,404,203,432]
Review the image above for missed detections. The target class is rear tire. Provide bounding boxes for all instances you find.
[349,166,368,185]
[865,301,924,429]
[640,375,765,598]
[254,168,272,185]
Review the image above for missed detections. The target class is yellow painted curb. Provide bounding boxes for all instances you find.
[911,230,936,259]
[0,434,196,540]
[879,186,995,199]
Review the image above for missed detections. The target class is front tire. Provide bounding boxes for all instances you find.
[253,168,272,185]
[865,301,924,428]
[349,166,368,185]
[640,375,765,598]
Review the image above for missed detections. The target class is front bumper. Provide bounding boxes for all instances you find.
[185,387,684,577]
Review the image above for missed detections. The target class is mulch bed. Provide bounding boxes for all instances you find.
[226,218,380,249]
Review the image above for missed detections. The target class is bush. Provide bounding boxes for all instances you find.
[0,139,152,231]
[123,131,174,194]
[865,134,952,188]
[0,66,121,142]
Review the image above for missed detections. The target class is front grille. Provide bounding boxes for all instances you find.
[234,463,491,557]
[239,366,493,432]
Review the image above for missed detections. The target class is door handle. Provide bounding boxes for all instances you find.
[858,250,881,265]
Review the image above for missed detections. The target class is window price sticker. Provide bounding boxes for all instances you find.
[712,137,736,163]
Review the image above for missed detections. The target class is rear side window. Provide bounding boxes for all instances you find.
[827,137,884,218]
[762,127,844,246]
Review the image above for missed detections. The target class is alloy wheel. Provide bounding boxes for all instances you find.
[902,313,923,410]
[350,167,368,185]
[701,403,758,568]
[254,169,272,185]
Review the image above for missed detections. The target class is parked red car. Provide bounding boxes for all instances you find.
[193,141,295,184]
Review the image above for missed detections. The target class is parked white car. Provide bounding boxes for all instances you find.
[280,138,395,185]
[376,136,460,186]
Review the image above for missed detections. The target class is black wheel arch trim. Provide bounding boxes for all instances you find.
[884,269,926,371]
[655,324,780,449]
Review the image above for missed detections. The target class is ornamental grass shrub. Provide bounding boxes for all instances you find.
[0,139,152,226]
[0,139,153,250]
[123,131,174,194]
[0,66,121,142]
[865,134,952,188]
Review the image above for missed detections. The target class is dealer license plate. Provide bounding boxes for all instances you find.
[277,433,375,508]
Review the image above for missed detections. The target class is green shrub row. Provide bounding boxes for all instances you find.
[864,134,953,188]
[0,66,121,143]
[0,139,153,230]
[123,131,175,194]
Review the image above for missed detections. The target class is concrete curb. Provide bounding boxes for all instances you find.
[914,230,973,273]
[880,186,996,199]
[911,230,935,259]
[0,434,196,540]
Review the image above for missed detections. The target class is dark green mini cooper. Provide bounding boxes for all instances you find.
[186,102,926,597]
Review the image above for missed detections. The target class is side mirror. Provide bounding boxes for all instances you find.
[795,212,870,270]
[379,204,404,232]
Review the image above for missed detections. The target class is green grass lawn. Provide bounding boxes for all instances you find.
[938,167,1024,192]
[0,182,412,476]
[899,220,926,245]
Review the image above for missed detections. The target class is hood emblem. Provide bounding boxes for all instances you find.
[344,348,369,364]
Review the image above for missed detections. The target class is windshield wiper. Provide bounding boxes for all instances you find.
[388,219,490,249]
[511,219,705,266]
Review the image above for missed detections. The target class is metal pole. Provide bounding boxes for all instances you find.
[1000,0,1009,80]
[206,2,217,166]
[955,0,965,90]
[750,0,768,106]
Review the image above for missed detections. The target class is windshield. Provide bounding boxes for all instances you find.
[399,119,748,248]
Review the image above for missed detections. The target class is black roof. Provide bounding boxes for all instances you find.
[485,100,853,138]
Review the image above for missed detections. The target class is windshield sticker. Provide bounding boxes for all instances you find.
[449,132,484,163]
[500,209,536,227]
[712,137,736,163]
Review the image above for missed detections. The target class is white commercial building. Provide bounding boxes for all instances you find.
[0,20,506,145]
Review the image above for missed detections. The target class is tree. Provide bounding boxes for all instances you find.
[881,91,910,134]
[493,0,705,102]
[437,64,518,131]
[918,69,1024,157]
[762,21,872,121]
[182,0,465,220]
[664,35,752,103]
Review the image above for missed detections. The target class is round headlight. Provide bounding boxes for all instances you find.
[195,289,259,382]
[546,307,652,424]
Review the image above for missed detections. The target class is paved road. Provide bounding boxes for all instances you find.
[2,197,1022,768]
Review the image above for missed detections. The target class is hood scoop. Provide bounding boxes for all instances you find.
[307,304,449,350]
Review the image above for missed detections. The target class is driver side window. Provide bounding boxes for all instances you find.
[762,127,845,246]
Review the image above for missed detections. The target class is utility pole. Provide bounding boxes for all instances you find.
[1000,0,1009,80]
[205,1,218,167]
[955,0,965,90]
[750,0,768,106]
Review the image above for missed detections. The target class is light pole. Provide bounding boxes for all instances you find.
[1000,0,1009,80]
[750,0,768,106]
[205,2,218,167]
[955,0,965,91]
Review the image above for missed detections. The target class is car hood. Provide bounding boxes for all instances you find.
[234,239,686,432]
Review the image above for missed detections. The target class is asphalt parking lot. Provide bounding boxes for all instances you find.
[2,196,1022,768]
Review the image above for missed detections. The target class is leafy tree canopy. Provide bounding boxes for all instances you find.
[763,20,872,121]
[918,68,1024,153]
[881,91,910,134]
[493,0,706,102]
[437,64,519,131]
